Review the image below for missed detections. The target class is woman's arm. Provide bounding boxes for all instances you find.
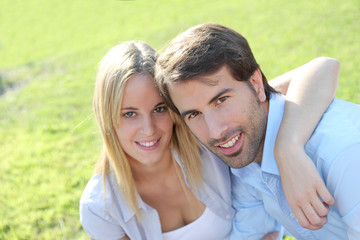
[269,57,339,230]
[92,238,129,240]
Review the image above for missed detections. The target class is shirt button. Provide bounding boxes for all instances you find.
[226,215,231,219]
[290,213,296,218]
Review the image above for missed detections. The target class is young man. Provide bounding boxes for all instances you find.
[155,23,360,239]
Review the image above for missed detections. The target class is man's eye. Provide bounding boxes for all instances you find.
[217,96,228,104]
[188,111,200,119]
[154,106,166,113]
[123,112,136,118]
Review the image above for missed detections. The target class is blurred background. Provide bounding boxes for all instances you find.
[0,0,359,239]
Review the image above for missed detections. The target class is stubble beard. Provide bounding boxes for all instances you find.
[206,100,267,169]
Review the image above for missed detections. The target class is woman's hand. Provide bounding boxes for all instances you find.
[261,231,279,240]
[275,143,334,229]
[272,57,339,229]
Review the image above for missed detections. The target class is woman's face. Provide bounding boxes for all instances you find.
[116,74,173,167]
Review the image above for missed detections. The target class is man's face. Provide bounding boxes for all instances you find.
[168,66,268,168]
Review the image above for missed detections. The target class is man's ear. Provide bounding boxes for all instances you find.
[249,69,266,102]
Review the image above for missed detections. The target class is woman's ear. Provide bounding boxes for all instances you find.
[250,69,266,102]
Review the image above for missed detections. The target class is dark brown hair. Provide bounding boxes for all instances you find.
[155,23,277,114]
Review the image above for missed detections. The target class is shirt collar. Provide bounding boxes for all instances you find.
[260,93,285,176]
[107,172,150,222]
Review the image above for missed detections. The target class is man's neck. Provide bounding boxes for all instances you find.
[253,138,265,164]
[253,99,269,164]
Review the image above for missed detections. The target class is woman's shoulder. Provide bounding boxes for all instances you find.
[80,173,120,212]
[80,174,106,209]
[199,144,229,170]
[79,174,127,238]
[197,145,234,215]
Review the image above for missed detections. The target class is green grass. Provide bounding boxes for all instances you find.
[0,0,359,239]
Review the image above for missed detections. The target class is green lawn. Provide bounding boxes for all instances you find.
[0,0,359,239]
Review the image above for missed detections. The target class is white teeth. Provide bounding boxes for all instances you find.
[139,140,158,147]
[220,135,239,148]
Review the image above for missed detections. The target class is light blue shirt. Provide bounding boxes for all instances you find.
[80,147,234,240]
[230,94,360,240]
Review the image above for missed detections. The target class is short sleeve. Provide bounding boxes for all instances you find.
[80,200,125,240]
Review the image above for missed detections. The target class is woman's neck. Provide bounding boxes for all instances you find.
[130,148,175,183]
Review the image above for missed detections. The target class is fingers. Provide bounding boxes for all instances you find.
[302,203,328,229]
[292,206,318,230]
[261,231,279,240]
[274,147,335,231]
[293,200,330,230]
[317,183,335,206]
[299,185,333,229]
[288,182,333,229]
[311,198,330,218]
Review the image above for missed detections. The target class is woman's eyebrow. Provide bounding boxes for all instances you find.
[121,107,138,111]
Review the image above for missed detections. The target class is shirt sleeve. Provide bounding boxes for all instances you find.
[326,143,360,240]
[80,200,126,240]
[229,173,283,240]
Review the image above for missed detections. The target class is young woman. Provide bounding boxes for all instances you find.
[79,41,338,240]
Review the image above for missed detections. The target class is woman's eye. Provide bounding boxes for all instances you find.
[154,106,166,113]
[217,96,228,104]
[123,112,136,118]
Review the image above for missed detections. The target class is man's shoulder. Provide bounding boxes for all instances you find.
[305,98,360,174]
[310,98,360,142]
[324,98,360,122]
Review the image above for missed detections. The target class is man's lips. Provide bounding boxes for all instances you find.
[215,133,243,155]
[219,134,240,148]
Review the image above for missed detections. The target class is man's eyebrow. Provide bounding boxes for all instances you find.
[208,88,233,104]
[180,88,233,119]
[154,102,166,108]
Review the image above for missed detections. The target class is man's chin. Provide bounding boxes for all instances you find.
[227,159,253,169]
[209,147,248,168]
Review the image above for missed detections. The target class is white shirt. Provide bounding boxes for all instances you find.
[230,94,360,240]
[162,207,230,240]
[80,147,234,240]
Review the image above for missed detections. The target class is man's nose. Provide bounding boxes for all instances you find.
[205,112,229,140]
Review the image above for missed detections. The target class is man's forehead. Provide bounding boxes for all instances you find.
[168,80,206,102]
[191,75,219,86]
[168,79,222,112]
[169,78,217,92]
[189,65,232,85]
[169,77,217,94]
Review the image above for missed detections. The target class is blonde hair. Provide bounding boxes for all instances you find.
[93,41,202,219]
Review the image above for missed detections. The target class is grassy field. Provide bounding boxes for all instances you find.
[0,0,359,239]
